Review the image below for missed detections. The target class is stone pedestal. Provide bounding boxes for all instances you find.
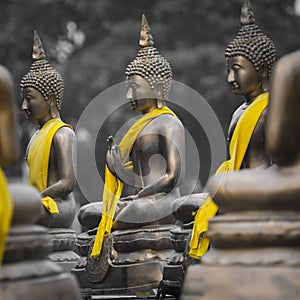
[73,224,185,299]
[48,228,80,272]
[181,211,300,299]
[0,184,81,300]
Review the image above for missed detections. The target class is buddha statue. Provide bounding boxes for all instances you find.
[0,65,81,299]
[74,15,185,293]
[78,14,184,247]
[208,50,300,210]
[20,30,77,229]
[181,50,300,300]
[172,0,277,260]
[0,65,19,266]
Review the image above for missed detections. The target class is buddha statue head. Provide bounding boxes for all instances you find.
[20,30,64,119]
[125,14,172,110]
[225,0,276,99]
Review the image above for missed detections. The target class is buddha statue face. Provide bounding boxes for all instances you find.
[226,56,265,99]
[21,87,50,122]
[225,1,276,100]
[20,31,64,113]
[125,15,172,107]
[126,75,161,113]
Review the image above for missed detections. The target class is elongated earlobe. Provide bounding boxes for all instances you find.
[157,99,163,108]
[48,94,58,118]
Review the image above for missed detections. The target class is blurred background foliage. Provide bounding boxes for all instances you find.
[2,0,300,200]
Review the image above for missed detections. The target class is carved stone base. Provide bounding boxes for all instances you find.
[0,224,81,300]
[47,228,80,272]
[181,265,300,300]
[0,261,81,300]
[181,211,300,299]
[73,225,183,298]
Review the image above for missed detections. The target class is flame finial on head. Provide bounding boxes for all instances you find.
[240,0,255,26]
[32,30,46,60]
[126,14,172,99]
[139,14,154,48]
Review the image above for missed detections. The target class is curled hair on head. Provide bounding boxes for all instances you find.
[125,14,173,100]
[20,30,64,110]
[225,0,276,78]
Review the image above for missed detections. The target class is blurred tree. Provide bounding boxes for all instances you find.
[1,0,300,198]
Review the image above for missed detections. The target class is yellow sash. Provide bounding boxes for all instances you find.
[91,106,177,257]
[0,168,14,266]
[27,118,72,214]
[189,92,268,259]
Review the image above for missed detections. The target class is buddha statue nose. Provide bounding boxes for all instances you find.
[21,99,29,111]
[227,69,234,84]
[126,87,133,101]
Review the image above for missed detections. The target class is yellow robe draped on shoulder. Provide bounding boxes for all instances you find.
[27,118,72,214]
[91,106,177,257]
[189,92,268,259]
[0,168,13,266]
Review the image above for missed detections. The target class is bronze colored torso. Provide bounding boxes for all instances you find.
[130,114,183,198]
[33,125,76,228]
[228,101,270,169]
[112,112,184,230]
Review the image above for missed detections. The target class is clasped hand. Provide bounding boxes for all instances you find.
[106,135,139,202]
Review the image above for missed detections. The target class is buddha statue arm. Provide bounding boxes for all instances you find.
[40,127,76,199]
[134,119,184,199]
[0,66,19,166]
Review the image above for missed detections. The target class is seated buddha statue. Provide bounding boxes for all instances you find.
[208,50,300,209]
[20,31,76,228]
[0,65,19,266]
[78,14,185,258]
[173,0,277,259]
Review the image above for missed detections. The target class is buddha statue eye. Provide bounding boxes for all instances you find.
[232,65,241,73]
[131,83,138,90]
[25,94,32,102]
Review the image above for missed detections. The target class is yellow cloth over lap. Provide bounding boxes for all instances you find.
[189,92,268,259]
[91,106,177,257]
[0,168,14,266]
[27,118,72,214]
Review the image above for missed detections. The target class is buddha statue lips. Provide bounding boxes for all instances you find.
[230,81,239,91]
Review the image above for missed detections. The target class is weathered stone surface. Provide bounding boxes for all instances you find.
[181,265,300,300]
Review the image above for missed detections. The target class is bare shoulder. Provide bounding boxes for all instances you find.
[53,125,76,146]
[152,114,184,132]
[231,103,245,120]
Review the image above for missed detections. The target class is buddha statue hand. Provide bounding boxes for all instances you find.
[106,135,120,177]
[119,194,139,202]
[106,135,137,187]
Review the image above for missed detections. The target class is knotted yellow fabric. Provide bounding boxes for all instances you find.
[189,92,268,259]
[91,106,177,257]
[0,168,13,266]
[27,118,72,214]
